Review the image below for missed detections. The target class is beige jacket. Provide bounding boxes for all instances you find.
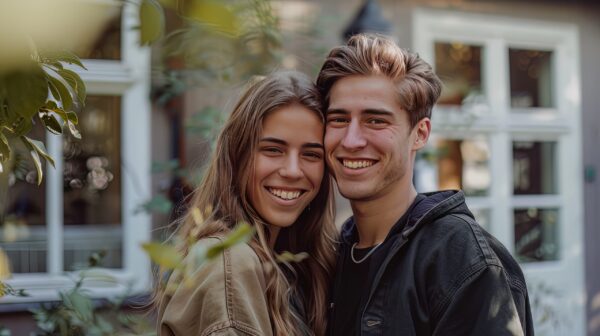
[158,238,273,336]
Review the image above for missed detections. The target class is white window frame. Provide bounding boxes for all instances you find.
[1,1,152,303]
[414,9,584,334]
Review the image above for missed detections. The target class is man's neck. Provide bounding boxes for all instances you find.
[351,182,417,248]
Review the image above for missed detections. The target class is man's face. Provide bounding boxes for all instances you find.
[324,75,429,202]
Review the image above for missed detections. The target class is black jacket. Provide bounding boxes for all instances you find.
[330,190,534,336]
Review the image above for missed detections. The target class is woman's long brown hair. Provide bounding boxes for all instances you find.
[158,71,337,336]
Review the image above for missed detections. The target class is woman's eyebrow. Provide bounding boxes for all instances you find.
[260,137,323,149]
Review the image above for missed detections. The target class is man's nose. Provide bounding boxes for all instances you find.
[341,119,367,150]
[279,155,303,179]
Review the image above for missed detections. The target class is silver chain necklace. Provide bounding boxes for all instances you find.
[350,242,383,264]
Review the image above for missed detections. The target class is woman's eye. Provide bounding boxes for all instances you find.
[262,147,282,154]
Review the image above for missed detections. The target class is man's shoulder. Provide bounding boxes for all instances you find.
[419,213,527,290]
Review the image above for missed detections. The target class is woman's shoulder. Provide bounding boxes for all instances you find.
[200,236,262,271]
[158,237,272,336]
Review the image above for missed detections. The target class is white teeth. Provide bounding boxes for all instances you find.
[343,160,374,169]
[268,188,302,200]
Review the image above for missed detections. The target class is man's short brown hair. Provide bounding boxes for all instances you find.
[316,33,442,127]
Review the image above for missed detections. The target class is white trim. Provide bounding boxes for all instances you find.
[3,0,153,303]
[414,9,584,334]
[46,132,63,275]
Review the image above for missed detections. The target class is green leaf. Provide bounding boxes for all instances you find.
[141,242,182,269]
[139,0,165,45]
[21,136,54,167]
[21,137,43,185]
[0,131,10,163]
[43,51,87,70]
[67,120,81,139]
[40,112,63,135]
[205,223,255,259]
[20,135,55,184]
[47,74,73,111]
[12,117,33,136]
[59,69,86,106]
[3,66,48,119]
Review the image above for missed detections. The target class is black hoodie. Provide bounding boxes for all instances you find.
[329,190,534,336]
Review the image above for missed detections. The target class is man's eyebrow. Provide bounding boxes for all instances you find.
[260,137,324,150]
[326,108,348,115]
[363,108,394,116]
[326,108,395,116]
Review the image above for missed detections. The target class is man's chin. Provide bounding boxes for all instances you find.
[337,184,375,201]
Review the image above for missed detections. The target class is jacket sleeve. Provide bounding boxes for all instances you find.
[432,264,526,336]
[158,241,273,336]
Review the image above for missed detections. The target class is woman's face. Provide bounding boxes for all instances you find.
[247,103,325,229]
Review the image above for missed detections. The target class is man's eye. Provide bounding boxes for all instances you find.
[303,151,323,159]
[367,118,386,125]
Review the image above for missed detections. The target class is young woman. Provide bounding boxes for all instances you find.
[157,71,337,336]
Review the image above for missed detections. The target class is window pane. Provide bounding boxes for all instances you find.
[76,8,121,60]
[513,141,557,195]
[434,42,483,106]
[1,126,47,273]
[509,48,553,108]
[63,95,122,270]
[416,137,490,196]
[514,208,559,262]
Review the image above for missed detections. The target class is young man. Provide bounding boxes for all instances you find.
[317,34,533,335]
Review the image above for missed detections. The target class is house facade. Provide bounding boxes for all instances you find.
[1,0,599,335]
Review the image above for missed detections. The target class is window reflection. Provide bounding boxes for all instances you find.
[434,42,483,106]
[1,125,47,273]
[514,208,559,262]
[415,137,490,196]
[63,95,122,270]
[509,48,553,108]
[513,141,557,195]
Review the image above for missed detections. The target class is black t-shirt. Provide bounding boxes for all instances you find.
[330,195,425,336]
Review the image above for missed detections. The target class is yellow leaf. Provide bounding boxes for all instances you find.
[141,242,182,269]
[183,0,239,36]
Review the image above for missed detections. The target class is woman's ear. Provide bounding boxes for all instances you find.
[412,118,431,151]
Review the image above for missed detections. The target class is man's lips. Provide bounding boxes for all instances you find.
[338,158,378,170]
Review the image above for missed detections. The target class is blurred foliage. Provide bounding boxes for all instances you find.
[148,0,282,103]
[0,52,85,183]
[144,210,255,293]
[0,253,155,336]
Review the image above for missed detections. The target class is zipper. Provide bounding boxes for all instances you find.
[359,199,450,335]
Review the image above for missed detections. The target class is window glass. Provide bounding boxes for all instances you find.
[63,95,122,270]
[509,48,553,108]
[513,141,557,195]
[514,208,559,262]
[434,42,483,106]
[415,137,490,196]
[1,125,47,273]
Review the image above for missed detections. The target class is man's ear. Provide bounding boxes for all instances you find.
[412,118,431,150]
